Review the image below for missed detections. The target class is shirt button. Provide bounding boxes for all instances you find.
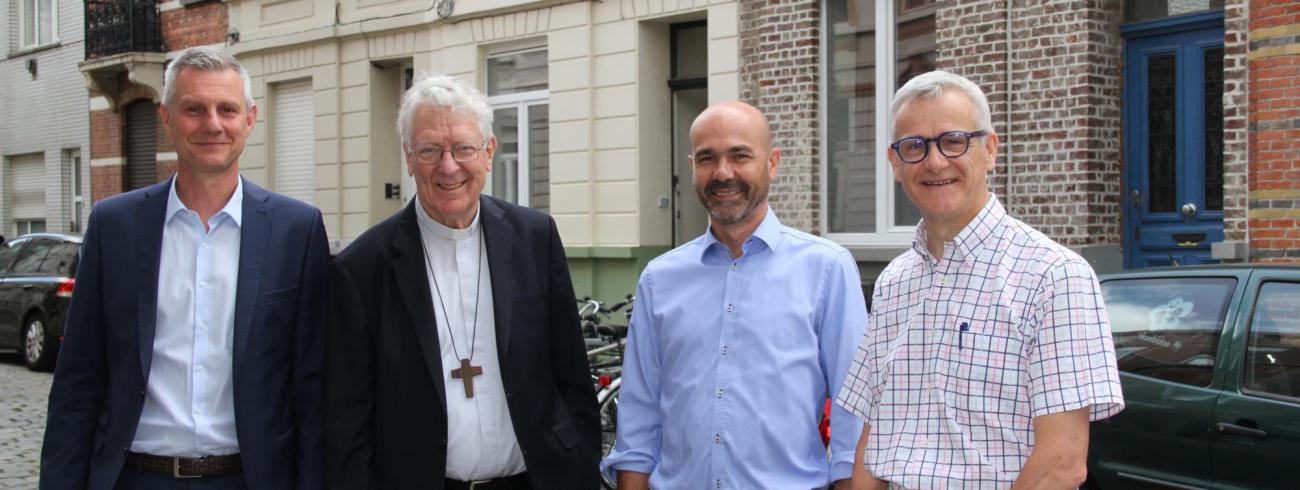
[720,346,728,355]
[730,263,737,271]
[716,388,723,398]
[725,304,733,313]
[715,480,721,488]
[714,434,721,444]
[199,280,208,289]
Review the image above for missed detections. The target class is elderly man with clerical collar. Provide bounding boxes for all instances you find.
[324,74,599,490]
[601,101,869,489]
[42,46,329,490]
[838,71,1125,489]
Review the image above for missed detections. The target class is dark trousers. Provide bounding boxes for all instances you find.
[113,465,249,490]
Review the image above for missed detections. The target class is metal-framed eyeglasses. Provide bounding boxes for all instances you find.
[406,142,487,164]
[889,130,987,164]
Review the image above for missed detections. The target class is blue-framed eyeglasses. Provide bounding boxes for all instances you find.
[889,130,987,164]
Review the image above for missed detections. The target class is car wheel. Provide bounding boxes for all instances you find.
[22,311,57,371]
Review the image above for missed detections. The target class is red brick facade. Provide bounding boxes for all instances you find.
[1247,0,1300,261]
[739,0,822,232]
[938,0,1124,248]
[160,1,230,49]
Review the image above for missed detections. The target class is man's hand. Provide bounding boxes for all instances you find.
[1011,407,1091,489]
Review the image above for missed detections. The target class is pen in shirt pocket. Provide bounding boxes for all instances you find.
[959,322,969,350]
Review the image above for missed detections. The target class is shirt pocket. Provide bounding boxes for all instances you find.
[938,303,1028,407]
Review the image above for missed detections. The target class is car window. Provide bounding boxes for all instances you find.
[1102,277,1237,387]
[0,238,28,272]
[1243,281,1300,401]
[38,242,78,277]
[10,239,56,274]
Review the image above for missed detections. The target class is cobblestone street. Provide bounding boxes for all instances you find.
[0,353,49,490]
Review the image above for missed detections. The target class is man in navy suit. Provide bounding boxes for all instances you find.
[41,46,327,490]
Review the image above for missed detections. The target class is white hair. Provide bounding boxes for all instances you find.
[397,74,494,147]
[162,46,253,110]
[891,70,993,137]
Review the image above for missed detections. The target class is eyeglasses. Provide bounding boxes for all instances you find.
[406,143,486,164]
[889,130,987,164]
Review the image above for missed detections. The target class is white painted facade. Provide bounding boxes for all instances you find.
[1,0,90,237]
[226,0,740,249]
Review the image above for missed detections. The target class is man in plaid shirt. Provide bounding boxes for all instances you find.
[837,71,1124,489]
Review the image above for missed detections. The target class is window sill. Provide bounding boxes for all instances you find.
[7,41,62,60]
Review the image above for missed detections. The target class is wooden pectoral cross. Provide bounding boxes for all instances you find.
[451,358,484,398]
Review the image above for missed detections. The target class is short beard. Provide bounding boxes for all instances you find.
[699,179,764,226]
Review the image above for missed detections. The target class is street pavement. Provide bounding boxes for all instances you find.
[0,352,49,490]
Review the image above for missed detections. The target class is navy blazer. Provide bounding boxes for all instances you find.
[324,196,599,489]
[41,177,328,490]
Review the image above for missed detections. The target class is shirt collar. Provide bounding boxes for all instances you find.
[414,195,481,241]
[699,207,782,261]
[911,194,1005,264]
[165,175,245,226]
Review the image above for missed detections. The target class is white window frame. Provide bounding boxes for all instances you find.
[485,47,548,208]
[819,0,917,247]
[20,0,59,49]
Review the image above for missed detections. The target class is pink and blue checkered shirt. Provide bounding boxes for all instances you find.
[837,196,1124,488]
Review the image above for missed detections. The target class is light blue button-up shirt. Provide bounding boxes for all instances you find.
[131,177,242,457]
[601,209,868,488]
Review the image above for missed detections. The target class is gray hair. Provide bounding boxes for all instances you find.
[397,74,494,147]
[890,70,992,137]
[162,46,254,110]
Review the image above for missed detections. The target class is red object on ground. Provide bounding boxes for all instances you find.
[820,398,831,447]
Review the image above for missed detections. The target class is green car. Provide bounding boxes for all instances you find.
[1088,264,1300,489]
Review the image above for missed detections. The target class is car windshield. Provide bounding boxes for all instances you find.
[1103,277,1237,386]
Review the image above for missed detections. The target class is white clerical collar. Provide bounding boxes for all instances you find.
[414,196,481,242]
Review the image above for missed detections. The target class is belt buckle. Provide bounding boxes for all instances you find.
[172,457,202,479]
[467,479,491,490]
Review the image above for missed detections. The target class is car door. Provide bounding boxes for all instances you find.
[1210,273,1300,488]
[0,238,31,346]
[1089,273,1242,489]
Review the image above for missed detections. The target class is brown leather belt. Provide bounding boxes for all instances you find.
[125,452,243,478]
[444,472,531,490]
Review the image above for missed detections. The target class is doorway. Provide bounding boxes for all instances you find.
[669,21,708,246]
[1122,11,1225,268]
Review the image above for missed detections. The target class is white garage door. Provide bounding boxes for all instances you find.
[273,80,315,204]
[9,153,46,234]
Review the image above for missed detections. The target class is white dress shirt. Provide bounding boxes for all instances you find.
[415,197,526,480]
[132,177,243,457]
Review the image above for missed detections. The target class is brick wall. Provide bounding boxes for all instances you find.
[1246,0,1300,261]
[1223,0,1250,249]
[939,0,1124,248]
[738,0,821,233]
[91,165,123,202]
[161,1,229,49]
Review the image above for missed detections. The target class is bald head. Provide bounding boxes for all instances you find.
[689,100,774,153]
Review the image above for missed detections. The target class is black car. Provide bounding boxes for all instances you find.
[0,233,80,371]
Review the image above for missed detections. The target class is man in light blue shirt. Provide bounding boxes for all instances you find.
[601,101,868,489]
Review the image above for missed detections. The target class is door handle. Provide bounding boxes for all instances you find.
[1181,202,1198,217]
[1130,189,1142,208]
[1216,422,1267,438]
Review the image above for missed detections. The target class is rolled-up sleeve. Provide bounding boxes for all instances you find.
[821,250,869,481]
[599,271,663,482]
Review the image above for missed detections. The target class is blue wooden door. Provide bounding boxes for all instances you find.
[1122,12,1225,268]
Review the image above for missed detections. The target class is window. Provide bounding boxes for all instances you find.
[1243,281,1300,400]
[68,149,84,233]
[16,220,46,236]
[10,238,54,274]
[272,80,316,204]
[823,0,936,244]
[38,242,77,276]
[1102,277,1236,387]
[486,48,549,211]
[20,0,58,48]
[0,238,30,272]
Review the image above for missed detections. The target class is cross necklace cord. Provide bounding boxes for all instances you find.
[421,230,485,398]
